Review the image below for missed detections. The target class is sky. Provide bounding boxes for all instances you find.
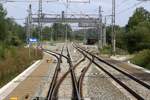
[2,0,150,27]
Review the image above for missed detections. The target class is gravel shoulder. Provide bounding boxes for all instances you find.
[104,58,150,84]
[4,52,56,100]
[82,64,130,100]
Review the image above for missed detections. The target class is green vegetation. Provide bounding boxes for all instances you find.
[131,49,150,70]
[100,45,128,55]
[0,4,43,87]
[32,23,73,41]
[72,7,150,71]
[112,7,150,69]
[0,47,42,87]
[52,23,72,41]
[73,28,98,42]
[0,4,25,46]
[100,45,112,55]
[114,7,150,54]
[73,29,85,41]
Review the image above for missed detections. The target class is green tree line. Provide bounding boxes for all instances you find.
[0,4,43,87]
[32,23,72,41]
[0,4,25,46]
[115,7,150,53]
[111,7,150,69]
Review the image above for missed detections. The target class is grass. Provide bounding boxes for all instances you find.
[99,44,150,70]
[99,45,129,55]
[131,49,150,70]
[0,46,43,87]
[99,45,112,55]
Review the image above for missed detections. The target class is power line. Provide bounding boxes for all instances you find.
[1,0,59,3]
[104,0,130,14]
[116,1,144,15]
[67,0,90,3]
[116,0,130,9]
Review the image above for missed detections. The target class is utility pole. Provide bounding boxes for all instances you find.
[64,0,90,42]
[112,0,116,55]
[27,4,32,59]
[65,0,69,42]
[38,0,43,47]
[103,16,107,46]
[98,6,103,49]
[50,26,53,43]
[83,26,86,44]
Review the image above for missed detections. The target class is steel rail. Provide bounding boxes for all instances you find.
[74,43,150,90]
[45,51,60,100]
[50,56,86,100]
[45,45,85,100]
[43,49,68,60]
[45,46,64,100]
[77,58,93,100]
[73,44,145,100]
[66,46,81,100]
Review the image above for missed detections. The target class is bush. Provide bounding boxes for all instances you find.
[100,45,111,54]
[99,45,128,55]
[131,49,150,69]
[0,45,5,59]
[0,47,43,87]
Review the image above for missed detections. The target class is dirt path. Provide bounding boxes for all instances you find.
[4,53,55,100]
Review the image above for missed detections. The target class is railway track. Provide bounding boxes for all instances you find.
[44,46,64,100]
[73,43,150,100]
[49,56,86,100]
[77,57,93,99]
[66,46,81,100]
[43,45,86,100]
[33,43,150,100]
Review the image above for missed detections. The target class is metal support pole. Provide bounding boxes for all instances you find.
[38,0,43,47]
[112,0,116,55]
[50,27,53,43]
[26,17,30,59]
[103,17,107,46]
[65,0,69,42]
[65,23,68,42]
[98,6,103,49]
[25,18,27,44]
[83,26,85,44]
[27,4,32,59]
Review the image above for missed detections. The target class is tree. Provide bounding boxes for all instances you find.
[112,7,150,53]
[106,25,123,46]
[42,26,52,41]
[73,29,84,41]
[86,28,98,40]
[32,27,39,39]
[126,7,150,31]
[125,21,150,53]
[116,27,127,50]
[64,24,72,41]
[106,26,112,44]
[52,23,72,41]
[0,4,7,41]
[4,18,25,45]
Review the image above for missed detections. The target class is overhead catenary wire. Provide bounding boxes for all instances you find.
[103,0,130,14]
[116,1,145,15]
[0,0,59,3]
[116,0,130,9]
